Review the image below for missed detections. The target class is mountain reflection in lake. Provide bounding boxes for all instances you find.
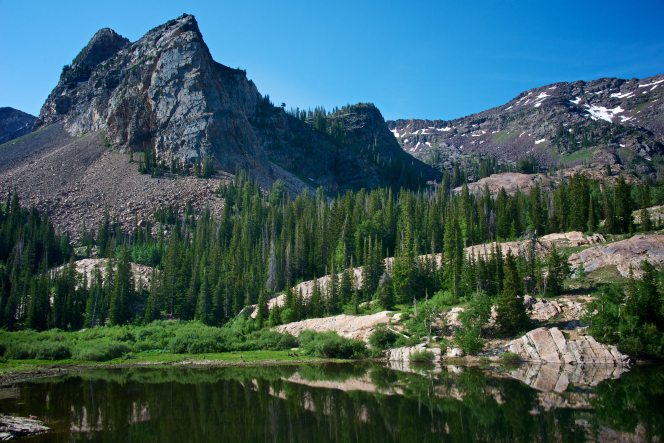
[0,363,662,442]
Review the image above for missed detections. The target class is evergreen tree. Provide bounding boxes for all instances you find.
[495,250,529,333]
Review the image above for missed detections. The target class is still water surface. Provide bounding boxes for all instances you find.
[1,362,662,442]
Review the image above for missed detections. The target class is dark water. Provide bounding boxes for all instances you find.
[0,362,662,442]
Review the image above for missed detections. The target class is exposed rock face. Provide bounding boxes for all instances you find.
[273,311,395,342]
[56,258,155,289]
[569,234,664,277]
[0,107,36,144]
[527,297,585,322]
[32,14,437,193]
[509,362,629,393]
[466,231,605,260]
[453,172,551,196]
[507,327,630,365]
[388,74,664,175]
[386,343,442,361]
[35,14,267,173]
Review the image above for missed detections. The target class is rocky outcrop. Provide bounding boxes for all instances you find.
[507,327,630,365]
[466,231,604,261]
[453,172,551,195]
[526,297,585,321]
[0,107,36,144]
[569,234,664,277]
[387,343,442,361]
[273,311,396,342]
[0,416,49,440]
[509,363,629,393]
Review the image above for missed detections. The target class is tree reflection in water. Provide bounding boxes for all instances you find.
[0,363,661,442]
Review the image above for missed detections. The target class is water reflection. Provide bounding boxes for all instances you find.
[0,363,661,442]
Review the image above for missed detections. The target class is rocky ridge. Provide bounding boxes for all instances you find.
[0,107,36,145]
[388,74,664,176]
[32,14,436,193]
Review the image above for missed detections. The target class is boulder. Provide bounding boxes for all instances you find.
[446,347,464,357]
[273,311,394,342]
[387,343,442,361]
[0,416,49,440]
[506,327,630,365]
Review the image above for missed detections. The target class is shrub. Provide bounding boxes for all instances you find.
[6,343,31,360]
[369,324,399,350]
[0,343,6,357]
[30,341,72,360]
[74,340,132,362]
[432,290,459,306]
[242,330,298,351]
[299,331,367,359]
[501,351,522,364]
[453,323,485,355]
[409,350,435,362]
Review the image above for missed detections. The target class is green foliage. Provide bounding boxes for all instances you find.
[408,349,434,362]
[496,251,529,333]
[73,340,131,361]
[298,330,367,359]
[501,351,522,363]
[368,324,399,350]
[432,290,459,306]
[453,290,493,355]
[584,261,664,357]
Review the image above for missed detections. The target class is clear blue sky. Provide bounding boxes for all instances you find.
[2,0,664,121]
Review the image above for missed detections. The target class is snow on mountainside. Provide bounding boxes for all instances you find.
[388,75,664,176]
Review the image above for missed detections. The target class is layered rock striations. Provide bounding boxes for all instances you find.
[507,327,630,365]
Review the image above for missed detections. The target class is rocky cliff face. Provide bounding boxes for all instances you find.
[388,75,664,176]
[35,14,268,173]
[33,14,434,191]
[0,107,36,144]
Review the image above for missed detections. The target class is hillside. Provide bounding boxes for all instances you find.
[388,75,664,178]
[0,107,36,144]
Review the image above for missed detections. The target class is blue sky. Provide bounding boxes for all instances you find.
[1,0,664,121]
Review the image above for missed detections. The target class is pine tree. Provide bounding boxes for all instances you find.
[495,250,528,333]
[109,247,134,326]
[374,272,395,310]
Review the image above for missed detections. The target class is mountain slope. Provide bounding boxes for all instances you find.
[0,107,36,144]
[388,75,664,176]
[33,14,436,192]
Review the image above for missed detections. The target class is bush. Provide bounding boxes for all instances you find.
[74,340,132,362]
[409,350,434,362]
[501,351,522,364]
[299,331,367,359]
[30,341,72,360]
[0,343,6,357]
[242,330,297,351]
[453,323,485,356]
[369,324,399,350]
[432,290,459,306]
[6,343,31,360]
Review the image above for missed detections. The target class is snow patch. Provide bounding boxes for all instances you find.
[519,131,526,138]
[620,144,626,148]
[390,128,400,138]
[535,139,546,145]
[584,104,625,123]
[570,97,582,105]
[638,79,664,88]
[610,91,634,99]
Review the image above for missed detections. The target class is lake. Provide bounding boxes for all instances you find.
[1,362,662,442]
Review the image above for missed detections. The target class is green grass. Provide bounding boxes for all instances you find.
[634,102,648,113]
[0,349,318,372]
[493,131,519,143]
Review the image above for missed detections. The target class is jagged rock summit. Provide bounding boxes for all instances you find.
[32,14,436,191]
[35,14,267,172]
